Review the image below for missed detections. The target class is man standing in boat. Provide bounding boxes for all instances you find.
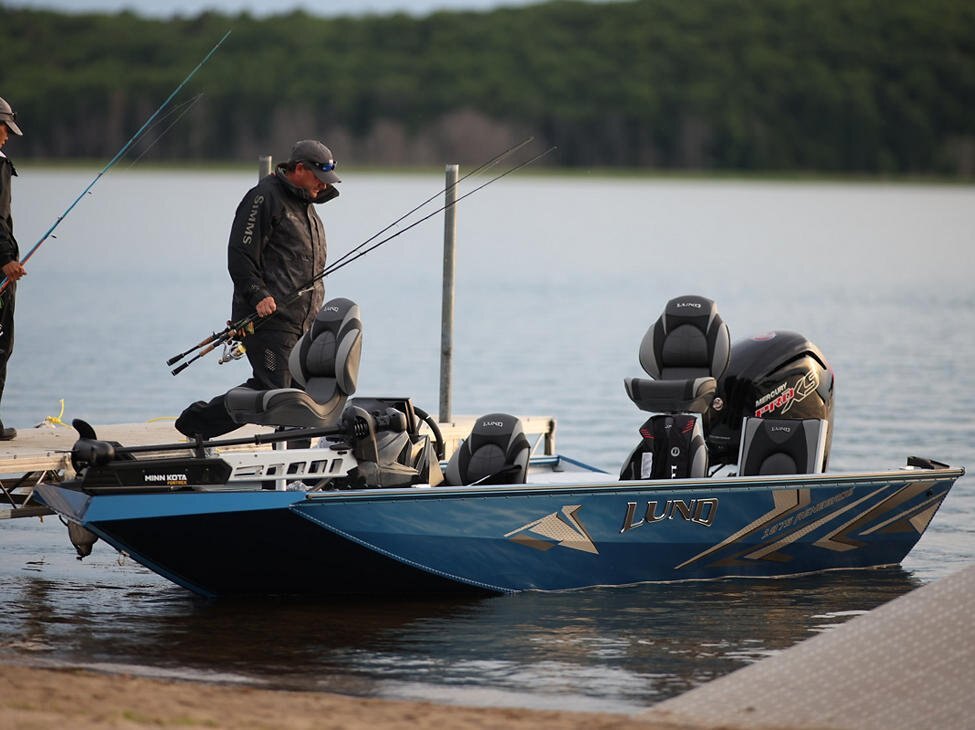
[0,96,25,441]
[175,139,340,439]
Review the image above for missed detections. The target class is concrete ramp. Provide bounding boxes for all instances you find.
[644,564,975,730]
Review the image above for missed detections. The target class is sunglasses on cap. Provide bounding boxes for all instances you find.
[304,159,337,173]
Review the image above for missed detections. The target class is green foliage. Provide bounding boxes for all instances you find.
[0,0,972,174]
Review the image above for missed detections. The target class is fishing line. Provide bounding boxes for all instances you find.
[168,145,556,375]
[325,136,535,275]
[0,30,232,294]
[166,141,544,369]
[319,146,554,281]
[125,94,205,168]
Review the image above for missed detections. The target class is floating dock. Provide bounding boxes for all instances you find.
[0,416,556,519]
[643,563,975,730]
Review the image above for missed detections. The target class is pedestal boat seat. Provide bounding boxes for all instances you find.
[225,298,362,429]
[620,294,731,480]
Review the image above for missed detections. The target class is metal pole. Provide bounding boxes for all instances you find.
[439,164,459,423]
[259,155,273,179]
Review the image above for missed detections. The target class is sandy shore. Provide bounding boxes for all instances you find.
[0,664,711,730]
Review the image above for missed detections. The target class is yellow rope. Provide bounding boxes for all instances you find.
[37,404,180,428]
[41,399,68,427]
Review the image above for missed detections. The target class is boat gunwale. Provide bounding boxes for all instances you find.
[299,462,965,503]
[35,458,965,505]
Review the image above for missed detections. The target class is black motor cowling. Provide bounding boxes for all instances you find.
[705,331,835,467]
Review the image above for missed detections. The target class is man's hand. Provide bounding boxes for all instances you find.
[256,296,277,317]
[2,261,26,282]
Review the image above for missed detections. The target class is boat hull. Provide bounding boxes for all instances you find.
[36,463,963,597]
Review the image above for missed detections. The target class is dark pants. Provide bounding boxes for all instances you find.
[0,283,15,419]
[175,327,300,440]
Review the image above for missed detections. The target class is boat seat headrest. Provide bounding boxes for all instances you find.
[444,413,530,486]
[736,417,829,476]
[225,298,362,429]
[288,298,362,405]
[637,294,730,381]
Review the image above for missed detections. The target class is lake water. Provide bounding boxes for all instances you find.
[1,168,973,713]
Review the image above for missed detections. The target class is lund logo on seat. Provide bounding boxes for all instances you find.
[505,505,598,555]
[620,498,718,533]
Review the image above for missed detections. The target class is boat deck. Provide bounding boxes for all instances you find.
[0,416,557,518]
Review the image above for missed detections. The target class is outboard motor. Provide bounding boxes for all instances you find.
[706,331,835,469]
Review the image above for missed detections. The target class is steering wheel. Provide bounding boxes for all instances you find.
[412,405,446,460]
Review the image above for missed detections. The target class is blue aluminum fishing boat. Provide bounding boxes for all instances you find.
[35,455,963,598]
[34,295,965,597]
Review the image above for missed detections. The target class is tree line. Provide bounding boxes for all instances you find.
[1,0,973,175]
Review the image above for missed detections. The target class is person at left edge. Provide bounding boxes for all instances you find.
[0,96,25,441]
[175,139,340,440]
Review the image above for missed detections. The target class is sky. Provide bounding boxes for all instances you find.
[2,0,548,17]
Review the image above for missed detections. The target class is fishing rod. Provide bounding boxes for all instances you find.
[0,30,231,295]
[168,145,556,376]
[165,138,535,371]
[68,409,407,469]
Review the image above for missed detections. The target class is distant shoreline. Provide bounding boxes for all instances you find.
[17,160,975,186]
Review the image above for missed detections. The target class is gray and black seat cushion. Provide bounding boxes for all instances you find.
[225,298,362,428]
[444,413,530,486]
[736,417,829,476]
[624,294,731,413]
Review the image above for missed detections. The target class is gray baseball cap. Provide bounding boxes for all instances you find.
[290,139,340,183]
[0,96,22,136]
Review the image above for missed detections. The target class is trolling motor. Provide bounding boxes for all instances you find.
[66,401,436,493]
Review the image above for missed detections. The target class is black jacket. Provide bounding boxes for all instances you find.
[0,154,17,269]
[228,167,338,334]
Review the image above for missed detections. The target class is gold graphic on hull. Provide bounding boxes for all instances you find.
[815,481,939,551]
[677,480,947,570]
[506,505,599,555]
[675,489,810,569]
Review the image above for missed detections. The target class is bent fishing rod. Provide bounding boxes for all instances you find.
[0,30,231,294]
[168,145,556,375]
